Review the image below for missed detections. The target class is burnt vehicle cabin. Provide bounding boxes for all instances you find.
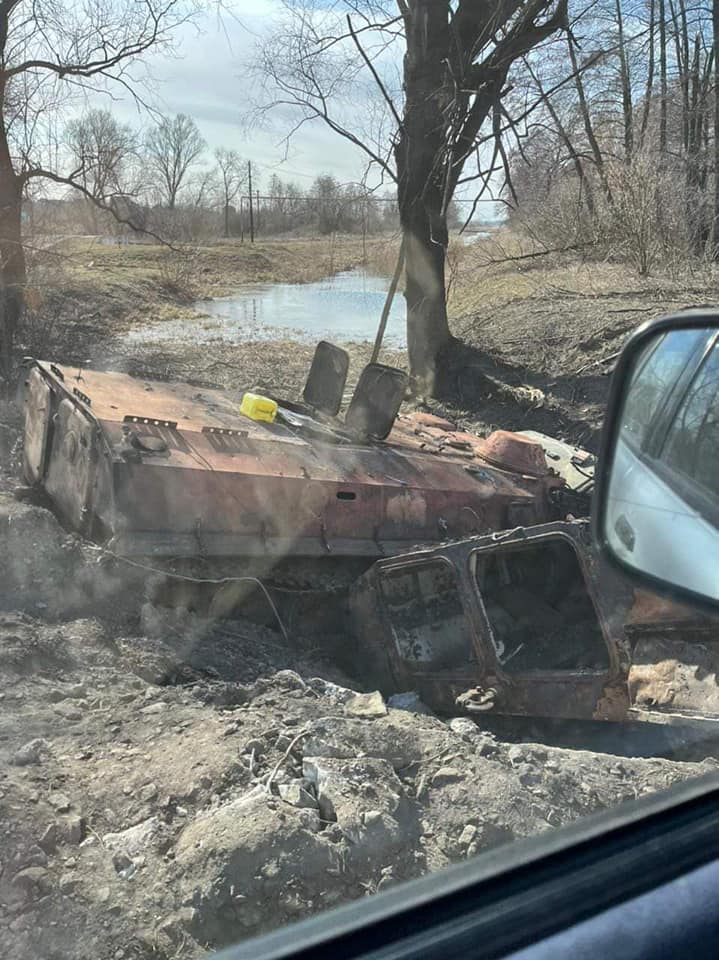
[349,521,632,722]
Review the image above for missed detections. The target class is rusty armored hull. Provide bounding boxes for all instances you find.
[22,357,575,565]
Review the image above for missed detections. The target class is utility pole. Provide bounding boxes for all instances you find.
[247,161,254,243]
[256,189,260,237]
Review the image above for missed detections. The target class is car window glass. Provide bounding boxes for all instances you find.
[619,329,705,447]
[661,341,719,497]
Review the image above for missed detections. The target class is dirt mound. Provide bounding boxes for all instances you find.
[1,614,713,959]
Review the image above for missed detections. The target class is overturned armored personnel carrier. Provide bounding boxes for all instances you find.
[21,343,591,611]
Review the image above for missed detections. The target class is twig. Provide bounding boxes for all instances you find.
[477,241,592,268]
[346,15,403,131]
[575,350,622,375]
[606,307,656,314]
[265,728,311,793]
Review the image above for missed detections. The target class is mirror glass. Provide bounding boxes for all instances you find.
[604,325,719,602]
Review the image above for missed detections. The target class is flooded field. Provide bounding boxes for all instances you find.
[128,267,407,346]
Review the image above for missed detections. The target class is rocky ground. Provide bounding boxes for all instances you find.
[0,397,717,960]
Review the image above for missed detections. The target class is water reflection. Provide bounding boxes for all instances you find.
[128,268,407,346]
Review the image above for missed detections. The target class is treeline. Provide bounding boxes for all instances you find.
[505,0,718,274]
[31,109,400,241]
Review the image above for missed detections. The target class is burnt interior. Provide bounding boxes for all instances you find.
[380,561,476,670]
[475,538,609,673]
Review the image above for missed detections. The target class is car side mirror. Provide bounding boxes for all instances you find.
[593,310,719,607]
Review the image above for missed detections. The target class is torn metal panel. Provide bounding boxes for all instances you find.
[619,588,719,721]
[22,367,52,484]
[520,430,596,493]
[351,518,719,727]
[23,360,568,561]
[350,521,624,722]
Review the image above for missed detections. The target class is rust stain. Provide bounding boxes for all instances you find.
[27,361,564,560]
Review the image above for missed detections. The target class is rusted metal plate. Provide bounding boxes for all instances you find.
[625,588,710,627]
[44,399,96,531]
[31,362,563,559]
[350,521,623,722]
[351,518,719,726]
[628,633,719,717]
[22,367,52,483]
[520,430,595,492]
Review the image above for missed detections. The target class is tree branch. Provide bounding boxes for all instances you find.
[23,166,178,249]
[346,13,402,130]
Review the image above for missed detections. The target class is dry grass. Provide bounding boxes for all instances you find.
[49,234,395,299]
[445,227,719,328]
[20,234,400,348]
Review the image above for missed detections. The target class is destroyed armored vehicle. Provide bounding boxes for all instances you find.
[21,343,592,610]
[349,517,719,753]
[349,520,629,719]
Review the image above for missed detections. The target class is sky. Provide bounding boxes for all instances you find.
[85,1,499,220]
[102,2,372,192]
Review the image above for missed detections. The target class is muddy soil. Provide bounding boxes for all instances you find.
[24,248,713,455]
[2,593,713,960]
[435,288,717,451]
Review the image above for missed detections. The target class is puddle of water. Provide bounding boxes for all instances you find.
[128,268,407,348]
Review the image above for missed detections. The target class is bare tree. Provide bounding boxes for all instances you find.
[145,113,206,209]
[65,108,137,231]
[0,0,205,381]
[256,0,567,392]
[214,148,245,237]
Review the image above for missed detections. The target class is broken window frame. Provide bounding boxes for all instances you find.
[357,522,624,720]
[467,530,614,679]
[377,554,488,675]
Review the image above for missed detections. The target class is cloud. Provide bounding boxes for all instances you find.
[90,4,369,188]
[79,2,500,219]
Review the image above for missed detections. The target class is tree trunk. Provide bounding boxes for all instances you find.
[525,59,595,216]
[567,36,612,201]
[639,0,656,147]
[0,121,25,383]
[401,209,450,393]
[673,0,691,154]
[615,0,633,160]
[395,0,451,395]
